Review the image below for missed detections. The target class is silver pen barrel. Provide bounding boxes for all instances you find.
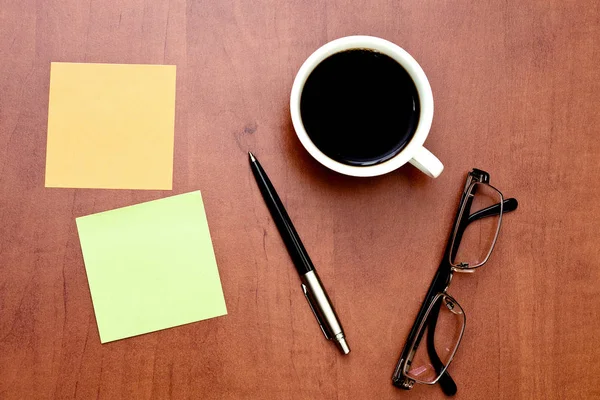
[300,270,350,355]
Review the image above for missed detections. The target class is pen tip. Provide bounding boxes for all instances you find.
[336,337,350,355]
[248,152,256,162]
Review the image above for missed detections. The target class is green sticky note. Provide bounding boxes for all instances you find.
[76,191,227,343]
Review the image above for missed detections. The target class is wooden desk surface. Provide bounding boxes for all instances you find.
[2,1,599,399]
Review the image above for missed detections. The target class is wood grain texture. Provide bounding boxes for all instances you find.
[1,0,600,399]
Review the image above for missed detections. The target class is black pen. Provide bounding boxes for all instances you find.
[248,152,350,355]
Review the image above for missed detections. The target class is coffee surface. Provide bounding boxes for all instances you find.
[300,49,421,166]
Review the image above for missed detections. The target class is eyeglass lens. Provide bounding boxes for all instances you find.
[404,294,465,384]
[451,183,503,269]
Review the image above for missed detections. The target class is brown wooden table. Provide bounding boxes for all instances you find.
[2,1,599,399]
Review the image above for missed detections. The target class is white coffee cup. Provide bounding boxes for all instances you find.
[290,36,443,178]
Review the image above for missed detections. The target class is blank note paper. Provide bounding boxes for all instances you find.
[76,191,227,343]
[45,62,176,190]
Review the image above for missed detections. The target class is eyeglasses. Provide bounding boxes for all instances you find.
[392,169,519,396]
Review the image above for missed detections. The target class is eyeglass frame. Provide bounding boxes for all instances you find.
[392,168,519,395]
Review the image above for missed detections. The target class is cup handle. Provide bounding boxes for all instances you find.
[409,146,444,178]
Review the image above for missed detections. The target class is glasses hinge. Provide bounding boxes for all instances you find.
[451,265,476,274]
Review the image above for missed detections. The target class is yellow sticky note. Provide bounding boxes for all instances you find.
[76,191,227,343]
[45,62,176,190]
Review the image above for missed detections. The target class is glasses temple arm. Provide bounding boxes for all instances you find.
[467,198,518,224]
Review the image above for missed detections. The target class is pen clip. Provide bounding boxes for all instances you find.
[301,283,331,340]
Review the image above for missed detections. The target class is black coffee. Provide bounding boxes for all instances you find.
[300,49,420,166]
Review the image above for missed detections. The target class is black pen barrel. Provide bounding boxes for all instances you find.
[250,156,315,275]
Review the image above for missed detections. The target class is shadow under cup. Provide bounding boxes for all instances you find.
[299,48,421,167]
